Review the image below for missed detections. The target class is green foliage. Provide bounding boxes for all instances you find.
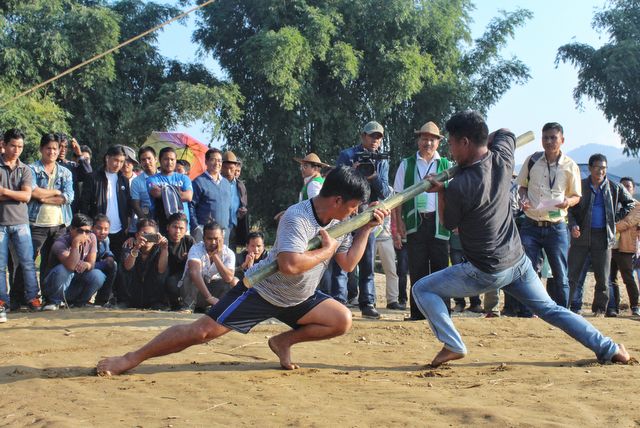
[0,81,69,162]
[556,0,640,155]
[194,0,532,227]
[0,0,242,162]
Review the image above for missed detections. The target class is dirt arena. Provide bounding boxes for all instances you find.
[1,273,638,427]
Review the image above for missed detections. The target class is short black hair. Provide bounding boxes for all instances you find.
[177,159,191,170]
[40,133,59,148]
[3,128,25,144]
[445,110,489,147]
[159,147,176,160]
[588,153,607,166]
[71,213,93,228]
[205,148,222,161]
[138,146,156,159]
[247,231,264,242]
[167,212,188,226]
[203,221,223,234]
[56,133,68,143]
[136,218,158,231]
[80,145,92,156]
[105,145,127,157]
[93,213,110,225]
[320,166,370,203]
[542,122,564,135]
[620,177,635,187]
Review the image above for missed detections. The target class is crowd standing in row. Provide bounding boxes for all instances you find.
[0,119,639,326]
[96,111,631,376]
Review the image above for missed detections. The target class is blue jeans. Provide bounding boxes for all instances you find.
[331,231,376,307]
[412,254,618,362]
[0,224,39,304]
[42,264,106,305]
[93,259,118,305]
[520,220,570,307]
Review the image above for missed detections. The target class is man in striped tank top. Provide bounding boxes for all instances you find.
[97,166,389,375]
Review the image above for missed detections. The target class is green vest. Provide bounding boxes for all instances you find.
[401,154,451,239]
[301,176,324,200]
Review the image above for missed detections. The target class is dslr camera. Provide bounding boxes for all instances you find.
[355,151,390,177]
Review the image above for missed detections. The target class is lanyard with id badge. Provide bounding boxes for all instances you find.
[546,161,563,219]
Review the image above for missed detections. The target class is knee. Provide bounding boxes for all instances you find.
[88,269,107,284]
[192,322,214,343]
[333,307,353,335]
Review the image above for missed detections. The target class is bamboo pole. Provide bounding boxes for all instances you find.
[243,131,535,287]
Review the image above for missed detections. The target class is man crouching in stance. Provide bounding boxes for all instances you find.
[97,166,388,375]
[414,110,630,368]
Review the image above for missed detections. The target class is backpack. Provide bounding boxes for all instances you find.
[525,151,544,185]
[160,184,183,219]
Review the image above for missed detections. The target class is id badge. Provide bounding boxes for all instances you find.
[548,209,561,219]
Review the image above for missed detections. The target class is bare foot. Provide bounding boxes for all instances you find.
[268,336,300,370]
[96,354,139,376]
[429,347,465,368]
[611,343,631,364]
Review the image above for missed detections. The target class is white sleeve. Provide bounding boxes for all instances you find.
[393,159,406,193]
[306,180,322,199]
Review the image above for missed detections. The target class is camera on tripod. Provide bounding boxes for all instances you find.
[355,151,390,177]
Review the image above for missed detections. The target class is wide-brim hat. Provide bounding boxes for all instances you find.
[222,150,240,164]
[294,153,330,168]
[414,121,443,138]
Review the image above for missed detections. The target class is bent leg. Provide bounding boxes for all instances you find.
[96,315,230,376]
[412,266,469,360]
[503,258,621,362]
[269,298,352,370]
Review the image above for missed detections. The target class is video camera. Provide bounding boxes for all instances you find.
[355,151,390,177]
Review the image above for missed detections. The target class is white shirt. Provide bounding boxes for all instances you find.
[393,151,441,213]
[182,241,235,282]
[105,172,122,233]
[298,175,323,201]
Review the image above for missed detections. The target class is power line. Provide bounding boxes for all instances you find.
[0,0,216,108]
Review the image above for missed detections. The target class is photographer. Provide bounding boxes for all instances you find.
[121,218,169,309]
[332,121,391,318]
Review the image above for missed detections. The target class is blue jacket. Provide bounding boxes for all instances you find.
[336,144,390,202]
[28,161,74,226]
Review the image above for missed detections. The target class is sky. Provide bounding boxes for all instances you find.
[155,0,623,165]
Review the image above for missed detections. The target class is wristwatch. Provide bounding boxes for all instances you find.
[130,249,140,258]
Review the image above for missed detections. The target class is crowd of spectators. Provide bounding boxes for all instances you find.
[0,121,638,325]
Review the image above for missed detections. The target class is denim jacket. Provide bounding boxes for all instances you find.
[568,177,635,248]
[28,161,74,226]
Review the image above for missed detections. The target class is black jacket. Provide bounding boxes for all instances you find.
[568,177,635,248]
[79,168,131,232]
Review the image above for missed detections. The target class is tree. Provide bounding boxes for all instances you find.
[193,0,531,227]
[557,0,640,155]
[0,0,242,162]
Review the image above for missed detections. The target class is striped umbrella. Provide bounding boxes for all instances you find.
[143,131,209,180]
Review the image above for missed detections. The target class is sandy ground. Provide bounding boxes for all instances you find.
[1,273,639,428]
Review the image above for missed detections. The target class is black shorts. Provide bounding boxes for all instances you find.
[206,284,331,334]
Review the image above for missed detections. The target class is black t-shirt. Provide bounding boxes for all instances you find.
[443,130,524,273]
[168,235,195,276]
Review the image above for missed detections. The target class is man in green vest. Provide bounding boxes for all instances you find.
[393,121,451,321]
[294,153,329,201]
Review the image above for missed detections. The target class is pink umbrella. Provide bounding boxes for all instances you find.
[143,131,209,180]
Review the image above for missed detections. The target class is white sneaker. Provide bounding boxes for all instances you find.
[42,303,60,311]
[0,308,7,323]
